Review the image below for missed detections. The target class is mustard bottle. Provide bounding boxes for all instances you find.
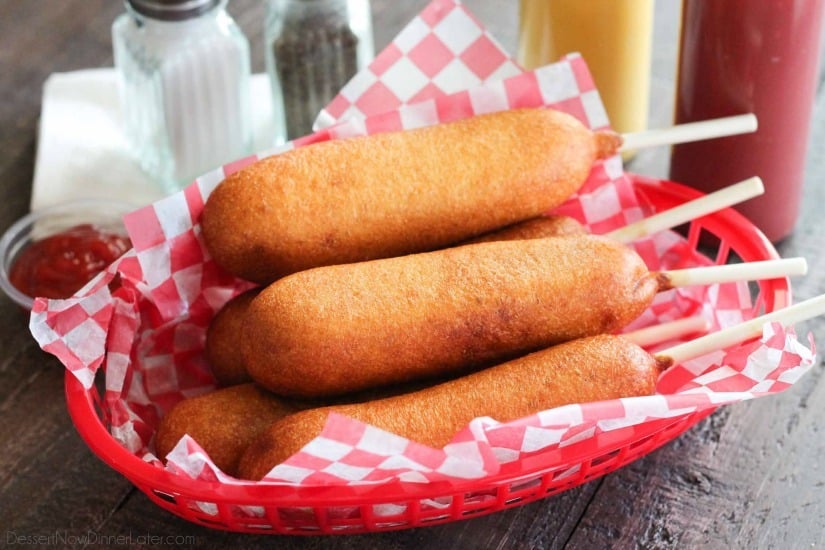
[518,0,654,158]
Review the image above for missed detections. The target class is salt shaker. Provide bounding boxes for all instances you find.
[670,0,825,243]
[264,0,374,142]
[112,0,253,192]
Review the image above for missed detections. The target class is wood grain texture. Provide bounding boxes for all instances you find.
[1,1,823,548]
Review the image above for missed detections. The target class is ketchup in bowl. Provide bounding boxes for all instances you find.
[8,224,131,301]
[0,200,136,310]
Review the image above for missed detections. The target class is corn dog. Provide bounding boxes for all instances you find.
[202,108,621,284]
[464,214,587,243]
[243,235,660,398]
[155,384,300,477]
[203,217,586,387]
[237,334,666,480]
[205,288,260,386]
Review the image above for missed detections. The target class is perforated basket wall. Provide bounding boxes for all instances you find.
[64,175,791,535]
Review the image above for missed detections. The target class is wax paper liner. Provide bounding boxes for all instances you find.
[29,0,816,498]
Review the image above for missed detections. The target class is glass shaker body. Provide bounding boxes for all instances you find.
[112,0,253,192]
[669,0,825,243]
[517,0,654,141]
[264,0,374,142]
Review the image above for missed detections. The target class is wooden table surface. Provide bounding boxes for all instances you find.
[2,1,824,548]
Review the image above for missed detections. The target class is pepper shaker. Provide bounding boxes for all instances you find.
[112,0,253,192]
[264,0,374,142]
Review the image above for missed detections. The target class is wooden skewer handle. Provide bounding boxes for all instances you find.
[660,293,825,365]
[606,177,764,244]
[620,113,758,151]
[660,258,808,289]
[623,316,711,348]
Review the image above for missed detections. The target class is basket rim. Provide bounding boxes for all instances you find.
[64,374,716,505]
[63,173,790,506]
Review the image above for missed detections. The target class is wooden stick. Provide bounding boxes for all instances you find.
[623,316,711,348]
[659,258,807,289]
[660,293,825,365]
[620,113,758,151]
[606,177,764,244]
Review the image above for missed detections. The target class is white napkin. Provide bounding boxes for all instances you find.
[31,68,278,211]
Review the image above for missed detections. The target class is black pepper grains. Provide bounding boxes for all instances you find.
[265,0,373,141]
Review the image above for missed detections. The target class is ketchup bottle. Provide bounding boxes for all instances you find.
[669,0,825,243]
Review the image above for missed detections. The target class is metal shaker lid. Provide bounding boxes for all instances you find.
[126,0,222,21]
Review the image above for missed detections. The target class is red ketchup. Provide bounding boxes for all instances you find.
[9,224,131,301]
[669,0,825,243]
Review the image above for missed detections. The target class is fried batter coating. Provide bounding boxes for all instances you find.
[465,214,587,243]
[205,288,260,386]
[155,384,299,477]
[237,335,666,480]
[243,235,659,398]
[202,108,620,284]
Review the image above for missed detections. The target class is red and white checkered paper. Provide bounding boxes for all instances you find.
[313,0,523,130]
[29,0,816,492]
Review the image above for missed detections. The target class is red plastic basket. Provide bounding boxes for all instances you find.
[64,175,789,535]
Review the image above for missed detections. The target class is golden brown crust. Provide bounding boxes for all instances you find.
[154,384,299,477]
[242,235,659,398]
[205,288,260,386]
[464,215,587,244]
[595,129,624,160]
[201,108,614,284]
[236,335,659,480]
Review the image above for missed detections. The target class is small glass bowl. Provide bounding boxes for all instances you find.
[0,199,137,310]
